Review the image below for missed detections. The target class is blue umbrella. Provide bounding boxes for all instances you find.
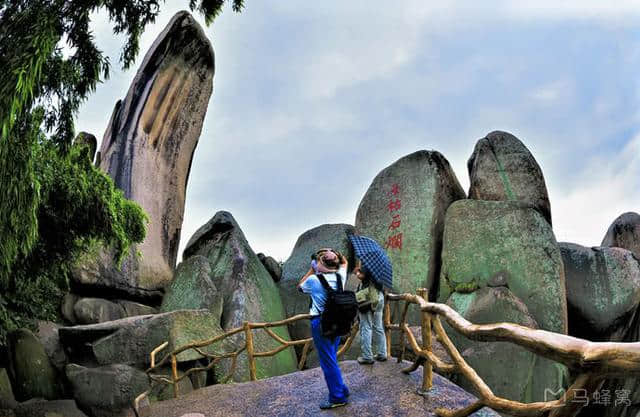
[348,234,393,290]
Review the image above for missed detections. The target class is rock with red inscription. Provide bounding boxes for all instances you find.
[75,11,214,299]
[355,150,465,314]
[468,130,552,225]
[602,212,640,259]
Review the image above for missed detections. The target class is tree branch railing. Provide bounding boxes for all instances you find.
[133,313,359,413]
[384,289,640,417]
[133,287,640,417]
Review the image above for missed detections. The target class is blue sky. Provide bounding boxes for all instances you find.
[76,2,640,261]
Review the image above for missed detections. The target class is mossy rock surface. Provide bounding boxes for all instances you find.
[0,369,16,409]
[444,287,567,403]
[560,242,640,341]
[7,329,63,402]
[65,363,148,414]
[161,255,222,317]
[183,211,297,381]
[355,150,465,315]
[73,298,125,324]
[59,310,227,366]
[439,199,567,334]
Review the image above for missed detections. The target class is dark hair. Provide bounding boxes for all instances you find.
[359,264,382,290]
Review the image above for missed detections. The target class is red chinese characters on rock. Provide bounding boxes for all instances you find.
[385,183,403,251]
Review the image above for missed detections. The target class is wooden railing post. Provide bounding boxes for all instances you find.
[398,300,410,363]
[244,321,257,381]
[171,353,178,399]
[384,295,391,359]
[416,288,433,392]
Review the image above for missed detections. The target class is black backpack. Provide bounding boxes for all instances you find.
[316,273,358,338]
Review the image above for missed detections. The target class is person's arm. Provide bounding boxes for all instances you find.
[297,266,315,292]
[337,252,347,269]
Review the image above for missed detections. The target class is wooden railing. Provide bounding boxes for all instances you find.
[385,289,640,417]
[133,313,359,413]
[134,288,640,417]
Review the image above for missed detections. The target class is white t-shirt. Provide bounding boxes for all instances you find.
[299,266,348,316]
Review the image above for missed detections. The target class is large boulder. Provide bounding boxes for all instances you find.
[35,321,67,373]
[7,329,63,402]
[438,200,568,335]
[13,399,88,417]
[61,293,80,324]
[278,223,356,344]
[66,364,147,417]
[468,131,552,225]
[59,310,226,366]
[78,11,215,298]
[564,241,640,417]
[73,298,126,324]
[70,248,164,303]
[181,211,298,380]
[160,255,222,317]
[117,300,158,317]
[0,369,16,410]
[560,243,640,341]
[602,212,640,259]
[355,150,465,308]
[257,254,282,282]
[577,306,640,417]
[444,287,567,403]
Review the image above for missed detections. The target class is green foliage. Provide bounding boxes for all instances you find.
[0,135,149,345]
[0,0,242,343]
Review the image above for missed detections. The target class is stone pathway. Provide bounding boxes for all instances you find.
[133,360,499,417]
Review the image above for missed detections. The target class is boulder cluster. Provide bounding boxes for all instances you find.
[1,10,639,417]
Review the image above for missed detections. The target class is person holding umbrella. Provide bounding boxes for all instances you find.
[349,235,393,365]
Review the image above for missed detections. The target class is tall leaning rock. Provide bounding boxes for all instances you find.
[468,131,552,225]
[355,151,465,306]
[95,11,214,294]
[181,211,297,380]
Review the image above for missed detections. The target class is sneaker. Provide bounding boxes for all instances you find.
[357,356,374,365]
[375,354,387,362]
[319,401,348,410]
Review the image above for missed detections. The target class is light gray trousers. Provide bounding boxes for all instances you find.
[358,291,387,359]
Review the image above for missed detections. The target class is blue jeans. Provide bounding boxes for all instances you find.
[358,291,387,359]
[311,317,349,403]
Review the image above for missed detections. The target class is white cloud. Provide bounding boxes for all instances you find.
[503,1,640,22]
[551,134,640,247]
[74,2,640,264]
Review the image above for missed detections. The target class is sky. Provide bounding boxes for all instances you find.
[76,1,640,262]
